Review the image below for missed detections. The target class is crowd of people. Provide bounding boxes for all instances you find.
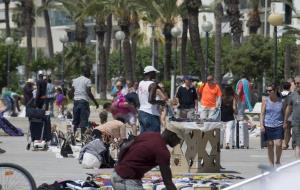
[1,64,300,189]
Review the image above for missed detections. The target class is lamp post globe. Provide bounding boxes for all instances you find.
[202,20,213,33]
[268,12,283,26]
[115,31,125,40]
[59,35,68,44]
[171,27,182,38]
[5,37,14,45]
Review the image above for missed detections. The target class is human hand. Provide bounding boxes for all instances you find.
[283,122,288,129]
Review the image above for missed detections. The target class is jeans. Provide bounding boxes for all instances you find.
[73,100,90,129]
[200,106,216,120]
[111,171,144,190]
[138,111,160,133]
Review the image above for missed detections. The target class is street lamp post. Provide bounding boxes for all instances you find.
[268,11,283,84]
[171,26,182,99]
[60,35,68,88]
[5,36,14,88]
[115,31,125,75]
[201,15,213,80]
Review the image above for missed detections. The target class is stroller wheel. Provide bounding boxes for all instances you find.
[26,143,31,150]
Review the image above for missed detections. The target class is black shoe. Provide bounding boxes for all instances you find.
[26,143,31,150]
[0,148,6,154]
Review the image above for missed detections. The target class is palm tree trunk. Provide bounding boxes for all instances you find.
[42,0,54,58]
[163,23,173,81]
[214,3,223,84]
[75,21,87,47]
[188,11,205,80]
[98,33,107,99]
[284,44,291,80]
[105,14,112,64]
[131,11,139,82]
[180,18,188,75]
[4,0,11,37]
[120,24,134,82]
[24,0,34,78]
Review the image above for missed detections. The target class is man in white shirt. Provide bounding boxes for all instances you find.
[69,67,99,134]
[138,66,167,133]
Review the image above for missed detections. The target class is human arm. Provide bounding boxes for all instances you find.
[86,86,99,109]
[160,165,177,190]
[260,98,266,132]
[148,83,166,106]
[284,105,292,129]
[68,86,75,100]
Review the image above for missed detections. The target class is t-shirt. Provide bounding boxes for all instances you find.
[198,83,222,108]
[72,76,92,101]
[94,120,126,139]
[288,91,300,126]
[115,132,170,180]
[176,85,198,109]
[221,97,234,122]
[46,83,56,98]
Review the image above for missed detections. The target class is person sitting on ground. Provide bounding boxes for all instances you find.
[99,110,108,124]
[79,130,107,169]
[111,128,181,190]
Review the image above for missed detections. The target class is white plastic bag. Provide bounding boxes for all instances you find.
[82,152,101,169]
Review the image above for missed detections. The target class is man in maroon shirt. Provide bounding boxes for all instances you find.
[111,129,181,190]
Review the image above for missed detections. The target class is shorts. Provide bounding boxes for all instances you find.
[292,125,300,145]
[264,126,284,141]
[73,100,90,128]
[138,111,160,133]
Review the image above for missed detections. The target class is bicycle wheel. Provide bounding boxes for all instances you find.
[0,163,36,190]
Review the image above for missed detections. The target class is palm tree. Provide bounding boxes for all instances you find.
[38,0,55,58]
[214,2,223,84]
[130,11,140,81]
[57,0,88,47]
[185,0,206,80]
[224,0,243,47]
[134,0,179,80]
[110,0,134,82]
[246,0,261,34]
[4,0,11,37]
[80,0,112,99]
[14,0,35,77]
[178,2,188,75]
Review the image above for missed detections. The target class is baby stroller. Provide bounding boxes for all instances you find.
[26,100,52,151]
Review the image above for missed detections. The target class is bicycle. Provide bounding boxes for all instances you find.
[0,163,37,190]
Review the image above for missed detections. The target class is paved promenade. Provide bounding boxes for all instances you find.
[0,109,296,186]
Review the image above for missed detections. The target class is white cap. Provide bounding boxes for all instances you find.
[144,65,159,74]
[38,70,44,75]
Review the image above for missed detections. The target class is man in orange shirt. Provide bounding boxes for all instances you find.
[198,75,222,120]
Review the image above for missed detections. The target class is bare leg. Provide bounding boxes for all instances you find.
[267,141,275,166]
[283,125,291,149]
[275,139,282,164]
[296,145,300,159]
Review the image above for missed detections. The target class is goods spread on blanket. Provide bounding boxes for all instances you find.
[91,173,243,190]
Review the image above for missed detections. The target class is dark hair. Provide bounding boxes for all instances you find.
[99,111,108,124]
[92,129,102,139]
[56,87,63,93]
[282,82,291,91]
[82,67,91,77]
[222,85,234,105]
[267,83,281,98]
[115,117,126,123]
[161,129,181,147]
[103,102,112,109]
[48,78,52,83]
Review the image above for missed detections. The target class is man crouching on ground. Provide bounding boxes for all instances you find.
[111,129,181,190]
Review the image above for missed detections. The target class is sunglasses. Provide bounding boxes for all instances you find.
[295,82,300,85]
[116,85,123,88]
[266,89,273,93]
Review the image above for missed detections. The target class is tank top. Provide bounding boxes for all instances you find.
[264,97,284,128]
[138,80,160,116]
[221,96,235,122]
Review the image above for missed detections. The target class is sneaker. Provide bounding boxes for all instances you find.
[0,148,6,154]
